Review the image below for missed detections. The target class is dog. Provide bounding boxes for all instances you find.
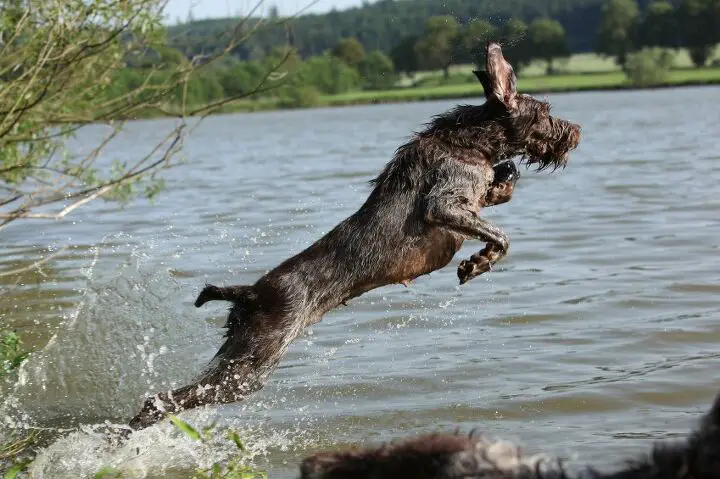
[299,390,720,479]
[128,41,581,430]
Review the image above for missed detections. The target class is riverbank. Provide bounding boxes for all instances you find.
[322,68,720,106]
[136,67,720,118]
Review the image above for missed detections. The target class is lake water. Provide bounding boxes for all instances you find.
[2,86,720,478]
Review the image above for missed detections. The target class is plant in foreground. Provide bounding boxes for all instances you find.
[0,331,29,380]
[95,416,267,479]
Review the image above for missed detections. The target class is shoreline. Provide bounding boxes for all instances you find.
[318,78,720,108]
[127,72,720,120]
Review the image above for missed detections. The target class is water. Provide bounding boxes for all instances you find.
[2,86,720,478]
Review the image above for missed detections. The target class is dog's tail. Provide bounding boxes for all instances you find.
[194,284,255,308]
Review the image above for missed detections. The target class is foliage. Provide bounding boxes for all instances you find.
[636,1,679,48]
[167,415,268,479]
[457,20,497,67]
[161,0,720,80]
[277,85,321,108]
[295,54,362,94]
[390,35,420,78]
[0,0,288,232]
[359,50,398,90]
[165,0,610,61]
[1,331,28,379]
[1,331,34,478]
[528,18,570,74]
[414,16,460,80]
[332,37,367,67]
[625,47,675,85]
[500,18,533,72]
[677,0,720,66]
[596,0,640,67]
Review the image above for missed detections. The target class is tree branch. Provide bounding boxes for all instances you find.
[0,245,69,278]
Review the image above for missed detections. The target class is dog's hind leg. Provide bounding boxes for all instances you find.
[129,304,303,431]
[128,356,277,431]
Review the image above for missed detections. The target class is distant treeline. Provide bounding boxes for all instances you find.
[165,0,718,63]
[112,0,719,109]
[167,0,611,58]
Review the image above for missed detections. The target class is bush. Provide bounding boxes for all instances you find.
[413,71,476,88]
[296,55,361,94]
[277,85,322,109]
[360,50,398,90]
[1,331,29,379]
[625,48,674,86]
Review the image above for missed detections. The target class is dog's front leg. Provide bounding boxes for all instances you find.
[484,160,520,207]
[425,194,509,285]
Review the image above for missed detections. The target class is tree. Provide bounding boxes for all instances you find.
[457,20,497,67]
[596,0,640,68]
[677,0,720,66]
[414,15,460,80]
[528,18,570,74]
[297,55,362,94]
[500,18,533,73]
[332,37,367,67]
[636,1,679,49]
[360,50,397,90]
[0,0,290,236]
[625,48,674,85]
[390,35,420,80]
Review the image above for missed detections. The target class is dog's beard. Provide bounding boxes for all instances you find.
[522,119,580,172]
[522,149,569,172]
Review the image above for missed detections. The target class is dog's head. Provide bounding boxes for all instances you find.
[299,431,560,479]
[474,42,581,171]
[299,391,720,479]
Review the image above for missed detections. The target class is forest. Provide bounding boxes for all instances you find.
[112,0,719,110]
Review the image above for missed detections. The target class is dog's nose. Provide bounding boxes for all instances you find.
[570,124,582,148]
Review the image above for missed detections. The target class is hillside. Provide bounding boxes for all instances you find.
[165,0,664,60]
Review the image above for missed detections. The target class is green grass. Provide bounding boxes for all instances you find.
[399,48,720,84]
[321,67,720,107]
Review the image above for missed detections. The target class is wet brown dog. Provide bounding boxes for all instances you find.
[129,42,581,430]
[300,390,720,479]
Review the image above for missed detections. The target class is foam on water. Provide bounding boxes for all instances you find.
[0,228,316,478]
[26,414,306,478]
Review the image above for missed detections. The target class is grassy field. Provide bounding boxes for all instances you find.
[320,67,720,107]
[398,49,720,85]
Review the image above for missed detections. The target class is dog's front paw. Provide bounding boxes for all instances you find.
[457,257,492,284]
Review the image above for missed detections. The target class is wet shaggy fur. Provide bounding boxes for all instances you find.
[299,390,720,479]
[128,42,581,430]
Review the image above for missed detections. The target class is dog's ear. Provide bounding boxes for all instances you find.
[484,41,517,110]
[472,70,493,98]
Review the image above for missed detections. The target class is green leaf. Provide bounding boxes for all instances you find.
[227,431,246,452]
[94,466,120,478]
[4,459,30,479]
[169,415,202,441]
[201,420,218,441]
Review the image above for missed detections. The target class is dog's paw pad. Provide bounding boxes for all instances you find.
[457,258,491,284]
